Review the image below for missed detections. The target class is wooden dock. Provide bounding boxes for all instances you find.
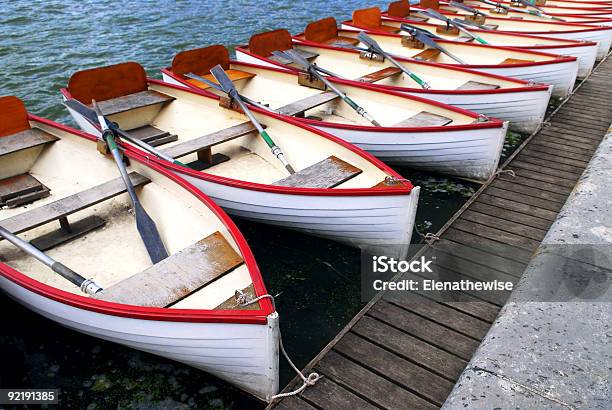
[271,55,612,409]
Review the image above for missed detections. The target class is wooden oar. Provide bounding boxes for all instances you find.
[420,8,490,44]
[63,99,188,168]
[208,65,296,174]
[354,32,432,89]
[185,73,275,112]
[0,225,103,295]
[92,100,169,264]
[273,49,382,127]
[392,26,467,64]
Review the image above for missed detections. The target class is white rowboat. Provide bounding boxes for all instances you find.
[0,96,279,401]
[162,45,508,181]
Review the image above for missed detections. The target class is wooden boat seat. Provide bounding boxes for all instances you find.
[275,156,362,188]
[413,48,442,61]
[501,58,535,65]
[126,125,178,147]
[277,91,339,117]
[352,7,401,33]
[394,111,453,127]
[0,173,149,251]
[269,49,319,65]
[185,69,256,90]
[92,90,175,117]
[93,231,244,307]
[304,17,360,47]
[0,174,50,208]
[162,122,258,160]
[358,67,403,83]
[215,284,260,310]
[0,128,59,159]
[456,80,501,90]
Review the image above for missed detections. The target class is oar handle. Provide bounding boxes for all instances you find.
[0,226,102,295]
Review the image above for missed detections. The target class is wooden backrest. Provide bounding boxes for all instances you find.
[0,96,30,138]
[353,7,383,29]
[420,0,440,9]
[387,0,411,18]
[67,62,148,104]
[249,29,293,57]
[171,45,230,76]
[304,17,339,43]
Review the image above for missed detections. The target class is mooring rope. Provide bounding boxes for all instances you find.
[234,291,322,400]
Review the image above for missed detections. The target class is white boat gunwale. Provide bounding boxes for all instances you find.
[61,80,415,197]
[161,59,508,134]
[234,40,552,96]
[0,114,275,325]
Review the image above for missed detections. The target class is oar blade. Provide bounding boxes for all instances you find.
[210,65,236,95]
[185,72,224,92]
[63,99,99,126]
[400,23,439,38]
[134,202,169,264]
[282,49,311,70]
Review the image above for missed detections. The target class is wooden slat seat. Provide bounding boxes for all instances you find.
[325,36,360,47]
[358,67,402,83]
[277,91,339,116]
[186,69,256,90]
[161,122,258,159]
[275,156,362,188]
[413,48,442,61]
[0,129,59,158]
[94,231,244,307]
[0,172,149,235]
[93,90,175,116]
[456,80,501,91]
[394,111,453,127]
[127,125,178,147]
[0,174,50,208]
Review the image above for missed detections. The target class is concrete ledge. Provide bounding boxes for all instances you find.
[443,127,612,409]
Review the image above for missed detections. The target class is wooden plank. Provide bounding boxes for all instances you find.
[528,140,594,158]
[352,315,468,380]
[476,193,559,222]
[162,122,256,158]
[274,396,316,410]
[95,90,175,116]
[0,174,48,203]
[445,300,500,323]
[277,92,339,116]
[444,227,533,263]
[413,48,442,61]
[30,215,106,251]
[358,67,402,83]
[515,152,586,175]
[489,178,567,204]
[127,125,177,147]
[368,301,480,360]
[483,186,564,213]
[496,173,573,196]
[334,332,454,405]
[394,111,453,127]
[460,209,547,242]
[432,238,527,276]
[538,129,602,146]
[510,160,582,181]
[505,167,577,188]
[316,350,437,410]
[501,58,535,64]
[0,173,149,235]
[456,80,500,90]
[383,290,491,339]
[214,284,260,310]
[534,135,598,152]
[275,156,362,188]
[452,218,540,251]
[0,128,59,157]
[300,377,378,410]
[94,231,244,307]
[520,145,592,165]
[470,201,552,231]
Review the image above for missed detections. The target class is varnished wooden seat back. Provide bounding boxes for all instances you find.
[387,0,411,18]
[249,29,294,57]
[304,17,360,46]
[68,62,148,104]
[0,96,31,138]
[352,7,401,33]
[171,45,231,77]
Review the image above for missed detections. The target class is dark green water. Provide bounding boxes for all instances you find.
[0,1,525,408]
